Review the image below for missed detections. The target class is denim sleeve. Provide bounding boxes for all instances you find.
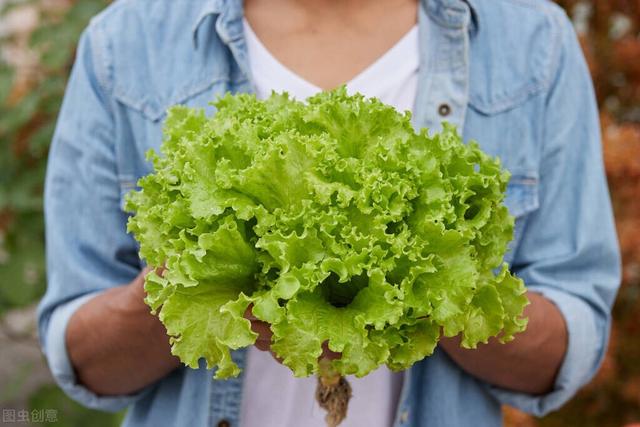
[43,291,152,412]
[36,24,146,411]
[484,9,621,416]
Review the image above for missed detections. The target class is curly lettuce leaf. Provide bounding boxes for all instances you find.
[126,88,529,379]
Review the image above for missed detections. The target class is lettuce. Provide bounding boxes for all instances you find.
[125,88,528,380]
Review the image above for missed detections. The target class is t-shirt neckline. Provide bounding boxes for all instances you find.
[242,17,419,93]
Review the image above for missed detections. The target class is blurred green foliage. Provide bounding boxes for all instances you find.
[0,0,109,315]
[1,1,120,425]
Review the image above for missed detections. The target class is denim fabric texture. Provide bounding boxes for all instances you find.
[37,0,621,426]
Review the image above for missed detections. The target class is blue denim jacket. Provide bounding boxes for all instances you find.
[37,0,621,426]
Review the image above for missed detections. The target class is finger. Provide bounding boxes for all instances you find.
[244,304,276,352]
[138,266,154,281]
[320,340,342,361]
[155,265,166,277]
[244,304,258,321]
[255,338,271,352]
[250,319,272,337]
[129,267,154,299]
[138,265,165,287]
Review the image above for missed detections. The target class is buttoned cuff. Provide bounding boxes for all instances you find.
[485,286,603,416]
[44,291,150,412]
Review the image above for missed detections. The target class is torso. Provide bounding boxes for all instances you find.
[76,2,575,426]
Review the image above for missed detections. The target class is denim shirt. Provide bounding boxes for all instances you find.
[37,0,621,426]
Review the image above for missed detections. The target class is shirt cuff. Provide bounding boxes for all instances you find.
[484,286,604,416]
[44,291,151,412]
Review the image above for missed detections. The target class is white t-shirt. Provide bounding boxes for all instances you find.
[240,18,419,427]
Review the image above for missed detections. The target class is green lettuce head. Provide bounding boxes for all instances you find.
[125,88,528,379]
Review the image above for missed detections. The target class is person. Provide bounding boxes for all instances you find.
[37,0,621,426]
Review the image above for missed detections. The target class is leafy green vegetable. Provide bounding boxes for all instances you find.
[125,88,528,380]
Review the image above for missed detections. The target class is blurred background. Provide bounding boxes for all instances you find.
[0,0,638,426]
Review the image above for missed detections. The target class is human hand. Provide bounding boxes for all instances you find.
[243,305,341,364]
[124,265,166,307]
[438,291,567,394]
[66,264,179,396]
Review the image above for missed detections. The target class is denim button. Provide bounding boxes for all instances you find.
[438,103,451,116]
[217,420,230,427]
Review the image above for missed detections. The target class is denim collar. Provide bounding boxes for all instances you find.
[426,0,478,33]
[191,0,478,49]
[192,0,243,48]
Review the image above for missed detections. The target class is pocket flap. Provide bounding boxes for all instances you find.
[504,175,539,218]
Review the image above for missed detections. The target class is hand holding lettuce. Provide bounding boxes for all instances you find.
[125,88,528,425]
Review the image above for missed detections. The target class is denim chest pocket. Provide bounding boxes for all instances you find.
[502,175,540,265]
[113,79,242,213]
[464,94,542,265]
